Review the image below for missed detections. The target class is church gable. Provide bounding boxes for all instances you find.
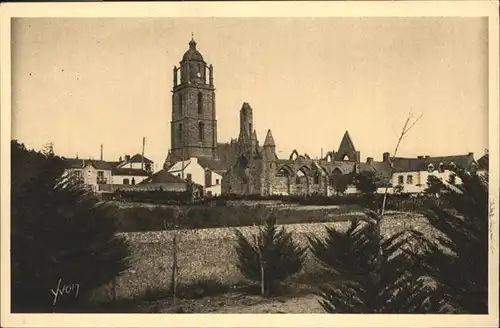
[334,131,360,162]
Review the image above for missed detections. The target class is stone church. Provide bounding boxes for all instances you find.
[164,37,392,196]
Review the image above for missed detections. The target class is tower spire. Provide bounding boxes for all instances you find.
[189,33,196,49]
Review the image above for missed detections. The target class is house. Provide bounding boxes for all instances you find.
[167,157,224,196]
[135,169,189,192]
[390,153,477,194]
[477,153,489,176]
[63,158,112,192]
[117,153,154,173]
[111,167,151,185]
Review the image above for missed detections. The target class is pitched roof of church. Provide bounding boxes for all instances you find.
[263,129,276,147]
[335,131,357,160]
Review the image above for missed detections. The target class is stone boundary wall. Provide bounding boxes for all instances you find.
[93,213,439,302]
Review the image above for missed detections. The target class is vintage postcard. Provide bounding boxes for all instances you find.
[1,1,499,327]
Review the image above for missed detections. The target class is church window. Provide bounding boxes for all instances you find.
[199,122,205,142]
[427,164,434,173]
[406,175,413,185]
[198,92,203,114]
[313,173,320,185]
[398,175,404,185]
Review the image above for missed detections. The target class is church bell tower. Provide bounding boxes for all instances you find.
[170,36,217,161]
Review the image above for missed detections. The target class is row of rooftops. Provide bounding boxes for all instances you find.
[62,153,154,177]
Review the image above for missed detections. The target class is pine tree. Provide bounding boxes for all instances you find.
[11,140,132,312]
[233,216,307,297]
[308,217,433,313]
[409,170,489,313]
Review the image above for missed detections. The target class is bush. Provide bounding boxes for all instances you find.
[233,216,307,297]
[308,216,434,313]
[409,171,489,313]
[10,141,132,312]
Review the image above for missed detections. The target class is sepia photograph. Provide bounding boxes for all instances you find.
[1,2,499,327]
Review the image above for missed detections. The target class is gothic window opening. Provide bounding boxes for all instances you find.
[199,122,205,142]
[276,166,292,177]
[249,123,253,135]
[198,92,203,114]
[289,150,299,161]
[398,175,404,185]
[427,164,434,173]
[406,175,413,185]
[313,172,320,185]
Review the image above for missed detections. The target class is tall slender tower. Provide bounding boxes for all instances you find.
[170,36,217,161]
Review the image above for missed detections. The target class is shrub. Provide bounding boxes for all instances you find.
[308,216,434,313]
[353,171,380,194]
[233,216,307,297]
[409,170,489,313]
[10,140,132,312]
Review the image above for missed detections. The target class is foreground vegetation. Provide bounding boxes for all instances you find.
[10,140,489,314]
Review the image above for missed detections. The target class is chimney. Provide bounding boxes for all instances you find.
[125,154,130,162]
[425,155,430,160]
[366,157,374,164]
[383,152,390,162]
[468,152,474,157]
[100,144,103,161]
[417,155,423,160]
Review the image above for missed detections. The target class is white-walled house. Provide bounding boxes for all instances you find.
[391,153,477,194]
[117,154,154,173]
[111,168,150,185]
[167,157,225,196]
[63,158,112,192]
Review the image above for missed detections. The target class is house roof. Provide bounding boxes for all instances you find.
[139,169,186,184]
[168,159,191,172]
[478,153,489,170]
[86,160,113,170]
[112,168,150,177]
[127,153,153,164]
[63,158,86,169]
[392,153,475,173]
[197,157,228,174]
[63,158,112,170]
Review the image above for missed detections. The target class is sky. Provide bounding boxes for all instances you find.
[11,17,488,170]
